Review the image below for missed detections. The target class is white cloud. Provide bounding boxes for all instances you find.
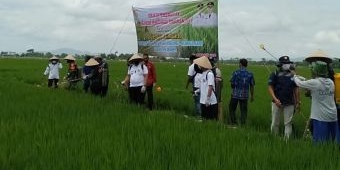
[0,0,339,59]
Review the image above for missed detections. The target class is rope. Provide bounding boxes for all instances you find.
[108,10,132,54]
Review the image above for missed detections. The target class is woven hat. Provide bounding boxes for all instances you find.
[85,58,99,66]
[129,53,143,61]
[49,56,59,60]
[193,56,212,69]
[64,54,76,61]
[305,50,332,63]
[311,61,328,76]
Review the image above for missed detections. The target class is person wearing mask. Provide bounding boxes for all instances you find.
[292,61,339,143]
[82,55,92,93]
[64,54,79,89]
[186,54,202,116]
[94,55,109,97]
[193,56,218,120]
[268,56,300,140]
[43,56,63,88]
[126,53,148,105]
[143,53,157,110]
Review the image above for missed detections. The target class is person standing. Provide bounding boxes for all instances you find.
[228,58,255,125]
[186,54,202,116]
[292,61,339,143]
[43,56,63,88]
[95,55,109,97]
[64,54,79,89]
[268,56,300,140]
[82,55,92,93]
[193,56,218,120]
[85,58,101,95]
[143,53,157,110]
[126,53,148,105]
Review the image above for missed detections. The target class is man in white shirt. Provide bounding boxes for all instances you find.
[186,54,202,116]
[126,53,148,105]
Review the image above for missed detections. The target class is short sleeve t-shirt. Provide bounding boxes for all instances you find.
[128,64,148,87]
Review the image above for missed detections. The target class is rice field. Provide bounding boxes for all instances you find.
[0,58,339,169]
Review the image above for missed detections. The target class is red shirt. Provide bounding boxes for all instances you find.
[145,61,156,86]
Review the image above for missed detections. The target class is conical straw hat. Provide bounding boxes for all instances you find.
[64,54,76,61]
[49,56,59,60]
[305,50,332,63]
[193,56,212,69]
[129,53,143,61]
[85,58,99,66]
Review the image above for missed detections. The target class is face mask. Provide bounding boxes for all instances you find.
[194,64,203,73]
[52,60,57,64]
[281,64,291,71]
[133,61,139,65]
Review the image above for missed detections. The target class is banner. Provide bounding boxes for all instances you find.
[132,0,218,60]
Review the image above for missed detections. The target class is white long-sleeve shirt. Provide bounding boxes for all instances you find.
[44,63,63,79]
[293,75,337,122]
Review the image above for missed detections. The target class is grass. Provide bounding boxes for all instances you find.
[0,58,339,169]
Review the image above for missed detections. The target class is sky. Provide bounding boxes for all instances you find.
[0,0,339,60]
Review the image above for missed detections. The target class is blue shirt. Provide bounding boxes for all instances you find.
[230,68,255,99]
[268,71,297,105]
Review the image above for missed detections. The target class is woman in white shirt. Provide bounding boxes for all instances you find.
[293,61,339,143]
[193,56,218,120]
[126,53,148,105]
[43,56,62,88]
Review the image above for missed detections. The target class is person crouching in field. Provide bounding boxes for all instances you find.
[193,56,218,120]
[126,53,148,105]
[268,56,300,140]
[292,61,339,144]
[43,56,63,88]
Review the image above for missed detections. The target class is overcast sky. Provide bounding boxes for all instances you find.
[1,0,339,60]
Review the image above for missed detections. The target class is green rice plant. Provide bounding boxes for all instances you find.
[1,58,340,170]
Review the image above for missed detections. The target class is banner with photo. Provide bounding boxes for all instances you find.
[132,0,218,60]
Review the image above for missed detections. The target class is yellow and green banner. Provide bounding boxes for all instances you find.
[132,0,218,59]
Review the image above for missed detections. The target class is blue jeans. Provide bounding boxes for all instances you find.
[312,119,340,144]
[194,94,201,116]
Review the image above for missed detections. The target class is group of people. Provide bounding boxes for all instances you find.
[268,50,339,143]
[43,50,340,144]
[43,54,109,97]
[186,50,340,144]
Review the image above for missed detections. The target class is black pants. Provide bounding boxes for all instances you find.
[48,79,59,88]
[129,86,145,105]
[229,98,248,125]
[144,85,154,110]
[100,85,108,97]
[83,79,90,92]
[201,103,218,120]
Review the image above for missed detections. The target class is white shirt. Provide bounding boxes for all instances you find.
[200,70,217,104]
[128,63,148,87]
[294,76,337,122]
[203,12,217,27]
[187,63,201,88]
[44,63,62,79]
[191,13,205,27]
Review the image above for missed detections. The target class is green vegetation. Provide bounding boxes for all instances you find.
[0,58,339,169]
